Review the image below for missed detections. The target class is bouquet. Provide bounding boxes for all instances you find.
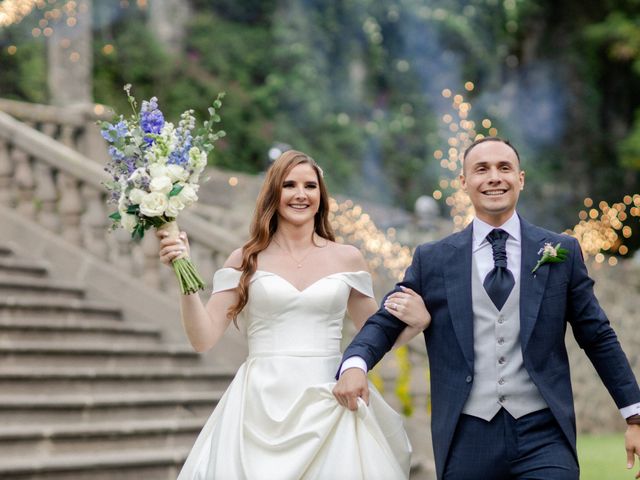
[101,84,225,294]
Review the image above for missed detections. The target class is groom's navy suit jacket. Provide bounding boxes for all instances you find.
[342,217,640,479]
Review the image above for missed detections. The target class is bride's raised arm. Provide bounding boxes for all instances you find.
[158,229,241,353]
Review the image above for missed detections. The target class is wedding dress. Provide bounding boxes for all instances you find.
[177,268,411,480]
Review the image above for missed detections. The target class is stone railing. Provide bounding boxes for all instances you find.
[0,108,239,293]
[0,98,111,165]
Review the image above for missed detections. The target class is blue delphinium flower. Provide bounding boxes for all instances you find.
[168,110,196,166]
[101,120,128,143]
[168,129,192,166]
[140,97,165,143]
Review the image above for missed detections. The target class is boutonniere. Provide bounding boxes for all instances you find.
[532,242,568,273]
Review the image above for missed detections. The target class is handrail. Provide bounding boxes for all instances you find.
[0,98,112,125]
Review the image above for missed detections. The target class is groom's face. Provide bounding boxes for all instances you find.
[460,141,525,227]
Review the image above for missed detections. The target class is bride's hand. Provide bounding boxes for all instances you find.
[384,286,431,330]
[156,230,191,265]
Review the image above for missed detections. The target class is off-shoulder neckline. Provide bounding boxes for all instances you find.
[215,268,370,294]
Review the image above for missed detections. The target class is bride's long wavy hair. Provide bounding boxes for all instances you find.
[227,150,335,323]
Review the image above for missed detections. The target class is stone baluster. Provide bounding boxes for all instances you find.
[111,228,134,275]
[41,122,59,140]
[159,259,176,293]
[81,184,109,259]
[191,241,213,292]
[56,172,83,245]
[212,250,228,273]
[81,120,111,165]
[0,139,13,206]
[13,149,36,219]
[141,231,162,289]
[60,124,76,149]
[33,162,59,232]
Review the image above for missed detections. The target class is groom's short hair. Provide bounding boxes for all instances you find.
[462,137,521,172]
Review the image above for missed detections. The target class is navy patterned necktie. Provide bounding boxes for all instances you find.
[483,229,515,310]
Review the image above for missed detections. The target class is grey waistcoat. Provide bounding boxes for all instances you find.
[462,256,548,420]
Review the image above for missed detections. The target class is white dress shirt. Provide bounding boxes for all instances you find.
[340,212,640,419]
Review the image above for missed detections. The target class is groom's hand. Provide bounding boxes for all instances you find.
[333,368,369,411]
[625,424,640,478]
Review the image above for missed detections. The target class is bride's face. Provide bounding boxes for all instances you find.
[277,163,321,227]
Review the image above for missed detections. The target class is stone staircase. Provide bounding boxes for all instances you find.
[0,243,235,480]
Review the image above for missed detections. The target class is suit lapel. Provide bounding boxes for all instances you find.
[519,217,551,350]
[444,224,474,371]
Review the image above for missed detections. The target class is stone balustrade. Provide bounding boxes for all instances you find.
[0,98,111,165]
[0,108,238,293]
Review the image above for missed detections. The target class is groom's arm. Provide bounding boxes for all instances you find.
[333,245,426,411]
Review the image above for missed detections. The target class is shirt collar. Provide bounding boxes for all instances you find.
[472,212,520,251]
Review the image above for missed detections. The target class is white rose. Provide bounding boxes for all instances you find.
[128,188,147,205]
[165,196,185,218]
[121,213,138,233]
[139,191,168,217]
[167,164,190,182]
[149,164,169,179]
[149,176,173,195]
[176,183,198,206]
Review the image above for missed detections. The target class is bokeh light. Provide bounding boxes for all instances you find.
[329,198,412,281]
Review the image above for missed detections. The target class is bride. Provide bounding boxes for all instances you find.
[158,150,431,480]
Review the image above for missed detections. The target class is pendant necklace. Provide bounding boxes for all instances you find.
[273,238,315,268]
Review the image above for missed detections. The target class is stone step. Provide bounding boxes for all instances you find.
[0,297,122,322]
[0,257,49,278]
[0,391,220,426]
[0,274,85,300]
[0,366,235,394]
[0,342,202,368]
[0,417,203,457]
[0,448,188,480]
[0,318,162,345]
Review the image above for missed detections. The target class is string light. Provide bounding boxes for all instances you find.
[0,0,46,27]
[1,0,143,35]
[329,198,412,281]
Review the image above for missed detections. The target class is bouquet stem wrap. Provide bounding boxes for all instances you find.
[158,221,205,295]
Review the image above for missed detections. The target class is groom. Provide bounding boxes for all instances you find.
[334,137,640,479]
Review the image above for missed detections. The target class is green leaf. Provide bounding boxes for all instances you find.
[109,211,121,221]
[131,223,145,241]
[169,184,183,197]
[208,107,215,116]
[126,204,140,214]
[147,216,165,228]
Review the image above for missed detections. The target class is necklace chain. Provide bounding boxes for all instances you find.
[273,238,316,268]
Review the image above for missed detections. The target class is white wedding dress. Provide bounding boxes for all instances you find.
[177,268,411,480]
